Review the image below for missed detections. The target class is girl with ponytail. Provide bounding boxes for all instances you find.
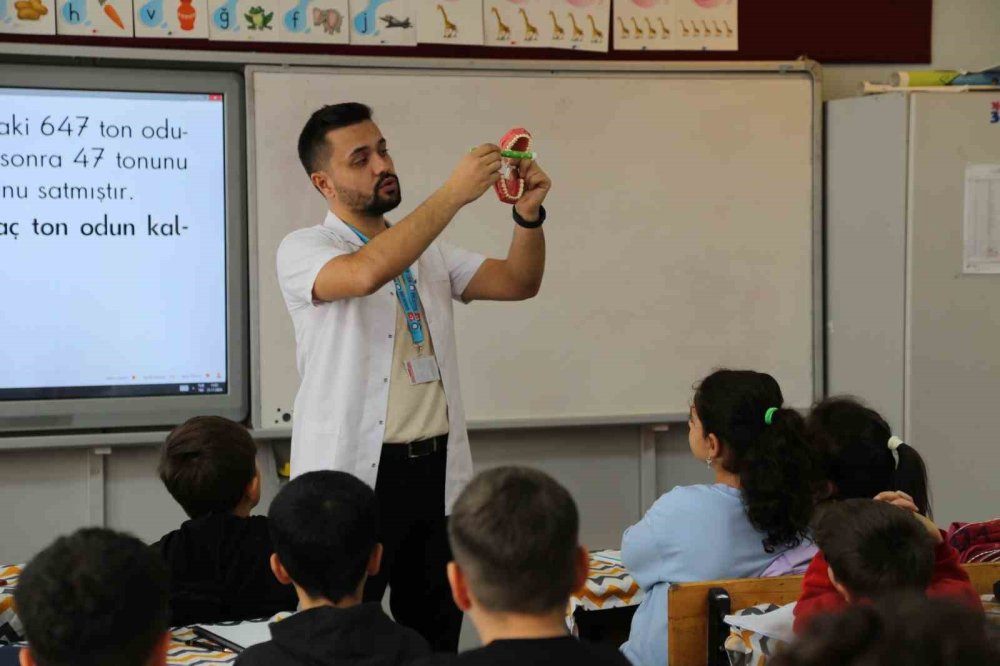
[620,370,823,666]
[793,397,979,633]
[805,396,930,515]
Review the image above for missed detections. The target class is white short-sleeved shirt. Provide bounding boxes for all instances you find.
[277,211,486,513]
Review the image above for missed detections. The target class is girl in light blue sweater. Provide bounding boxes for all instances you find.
[621,370,822,666]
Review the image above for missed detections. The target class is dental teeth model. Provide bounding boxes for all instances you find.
[494,127,532,204]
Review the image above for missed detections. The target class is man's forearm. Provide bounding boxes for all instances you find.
[504,225,546,297]
[361,187,464,288]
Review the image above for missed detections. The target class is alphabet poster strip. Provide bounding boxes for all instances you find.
[416,0,482,46]
[613,0,677,51]
[207,0,282,40]
[0,0,56,34]
[675,0,737,51]
[550,0,609,53]
[55,0,134,36]
[349,0,416,46]
[277,0,347,43]
[484,0,549,48]
[133,0,208,37]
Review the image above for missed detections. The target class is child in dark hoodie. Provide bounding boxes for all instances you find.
[153,416,298,625]
[417,467,628,666]
[236,470,430,666]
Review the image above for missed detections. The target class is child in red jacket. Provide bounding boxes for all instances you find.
[792,498,982,633]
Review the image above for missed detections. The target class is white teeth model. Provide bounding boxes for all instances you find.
[499,133,531,200]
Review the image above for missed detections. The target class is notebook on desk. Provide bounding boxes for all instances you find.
[192,620,274,653]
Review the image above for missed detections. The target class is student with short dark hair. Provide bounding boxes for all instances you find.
[15,528,171,666]
[236,470,429,666]
[793,498,981,633]
[775,594,1000,666]
[814,499,936,600]
[153,415,297,625]
[418,466,628,666]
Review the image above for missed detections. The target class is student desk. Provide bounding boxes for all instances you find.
[168,627,240,663]
[568,550,642,645]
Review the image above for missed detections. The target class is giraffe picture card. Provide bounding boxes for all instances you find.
[208,0,282,40]
[278,0,348,43]
[55,0,134,36]
[349,0,416,46]
[133,0,209,37]
[484,0,549,48]
[416,0,482,46]
[612,0,677,51]
[675,0,736,50]
[0,0,56,34]
[550,0,609,53]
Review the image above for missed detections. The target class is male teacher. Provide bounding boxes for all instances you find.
[276,103,550,651]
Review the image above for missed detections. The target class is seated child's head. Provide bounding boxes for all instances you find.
[158,415,261,519]
[447,466,588,621]
[806,397,931,514]
[15,528,170,666]
[812,498,935,602]
[691,369,822,553]
[773,593,1000,666]
[267,470,380,606]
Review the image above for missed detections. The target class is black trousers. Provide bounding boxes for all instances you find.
[362,440,463,653]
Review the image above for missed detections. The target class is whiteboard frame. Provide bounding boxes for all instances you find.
[245,59,824,432]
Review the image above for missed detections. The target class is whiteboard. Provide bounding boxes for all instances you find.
[248,63,821,430]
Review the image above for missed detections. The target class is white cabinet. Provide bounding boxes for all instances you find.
[827,92,1000,523]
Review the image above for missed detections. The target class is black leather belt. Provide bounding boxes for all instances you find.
[386,434,448,459]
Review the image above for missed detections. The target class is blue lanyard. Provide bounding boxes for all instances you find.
[347,225,425,349]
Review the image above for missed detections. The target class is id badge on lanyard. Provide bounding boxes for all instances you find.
[347,225,440,385]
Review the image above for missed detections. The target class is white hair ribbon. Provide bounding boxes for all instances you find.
[887,435,904,469]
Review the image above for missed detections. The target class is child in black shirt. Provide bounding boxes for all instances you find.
[419,467,629,666]
[236,470,429,666]
[152,416,297,625]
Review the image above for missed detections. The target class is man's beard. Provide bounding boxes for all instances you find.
[335,173,402,216]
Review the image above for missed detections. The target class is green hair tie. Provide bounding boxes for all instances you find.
[764,407,779,425]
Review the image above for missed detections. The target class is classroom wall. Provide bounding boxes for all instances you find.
[2,0,1000,568]
[823,0,1000,101]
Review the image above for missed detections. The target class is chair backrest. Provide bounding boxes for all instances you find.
[668,574,803,666]
[666,562,1000,666]
[965,562,1000,596]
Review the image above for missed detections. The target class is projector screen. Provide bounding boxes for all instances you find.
[0,67,247,433]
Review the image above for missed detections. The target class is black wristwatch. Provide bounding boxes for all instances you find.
[512,204,546,229]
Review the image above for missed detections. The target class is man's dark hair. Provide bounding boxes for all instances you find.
[812,498,935,599]
[297,102,373,175]
[268,470,378,604]
[158,415,257,519]
[15,528,169,666]
[448,466,580,614]
[773,593,1000,666]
